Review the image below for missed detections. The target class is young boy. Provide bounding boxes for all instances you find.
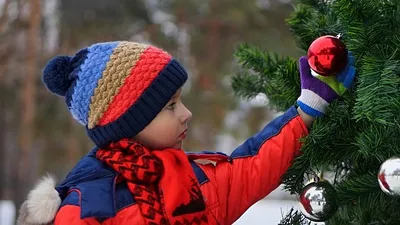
[17,41,355,225]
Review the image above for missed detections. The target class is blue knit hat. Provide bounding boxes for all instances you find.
[42,41,188,147]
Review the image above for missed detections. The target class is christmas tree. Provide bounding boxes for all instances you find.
[231,0,400,224]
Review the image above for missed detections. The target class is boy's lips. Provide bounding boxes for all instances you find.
[178,129,187,140]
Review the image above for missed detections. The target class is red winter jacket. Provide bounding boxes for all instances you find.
[51,106,307,225]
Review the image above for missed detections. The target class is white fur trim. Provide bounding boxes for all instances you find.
[17,174,61,225]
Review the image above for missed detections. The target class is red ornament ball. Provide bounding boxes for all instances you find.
[307,35,348,76]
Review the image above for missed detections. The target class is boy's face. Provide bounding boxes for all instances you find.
[135,88,192,150]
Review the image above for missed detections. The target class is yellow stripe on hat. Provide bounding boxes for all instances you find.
[88,42,148,129]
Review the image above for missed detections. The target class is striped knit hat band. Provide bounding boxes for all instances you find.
[42,41,188,147]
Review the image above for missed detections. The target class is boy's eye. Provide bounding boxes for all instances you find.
[166,102,176,110]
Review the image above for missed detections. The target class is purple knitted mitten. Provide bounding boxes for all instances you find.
[297,52,356,117]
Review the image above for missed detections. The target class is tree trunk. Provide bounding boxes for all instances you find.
[0,0,11,33]
[0,83,5,199]
[196,14,221,148]
[66,118,80,171]
[17,0,41,206]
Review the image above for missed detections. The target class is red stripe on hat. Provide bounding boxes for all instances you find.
[98,46,172,126]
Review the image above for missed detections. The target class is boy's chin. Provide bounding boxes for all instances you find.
[155,141,183,150]
[173,141,183,150]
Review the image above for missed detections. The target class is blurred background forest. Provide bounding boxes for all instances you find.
[0,0,301,221]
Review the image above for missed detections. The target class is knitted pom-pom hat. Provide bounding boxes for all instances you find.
[42,41,188,148]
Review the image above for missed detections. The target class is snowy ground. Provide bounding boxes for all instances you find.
[232,185,326,225]
[234,199,298,224]
[234,199,325,225]
[1,200,16,225]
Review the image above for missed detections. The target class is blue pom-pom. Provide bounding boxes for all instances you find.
[42,55,73,96]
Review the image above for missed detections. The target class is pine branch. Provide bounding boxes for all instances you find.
[285,4,320,51]
[232,43,300,110]
[287,1,343,52]
[334,0,399,51]
[282,100,359,193]
[332,0,366,24]
[297,0,330,13]
[330,190,400,225]
[266,59,301,110]
[392,35,400,59]
[234,43,282,76]
[278,208,311,225]
[231,71,266,100]
[353,57,400,126]
[335,171,381,205]
[328,173,400,224]
[282,151,312,194]
[354,123,400,162]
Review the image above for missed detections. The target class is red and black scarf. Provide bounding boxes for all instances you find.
[96,139,210,225]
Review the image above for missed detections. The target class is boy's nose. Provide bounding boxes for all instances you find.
[181,104,192,123]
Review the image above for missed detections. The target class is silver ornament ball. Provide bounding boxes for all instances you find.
[378,157,400,196]
[298,180,338,222]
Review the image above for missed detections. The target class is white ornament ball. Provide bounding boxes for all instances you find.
[378,157,400,196]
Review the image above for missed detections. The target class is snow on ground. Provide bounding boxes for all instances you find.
[1,200,16,225]
[234,199,325,225]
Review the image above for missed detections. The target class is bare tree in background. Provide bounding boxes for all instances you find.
[0,0,23,201]
[17,0,41,205]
